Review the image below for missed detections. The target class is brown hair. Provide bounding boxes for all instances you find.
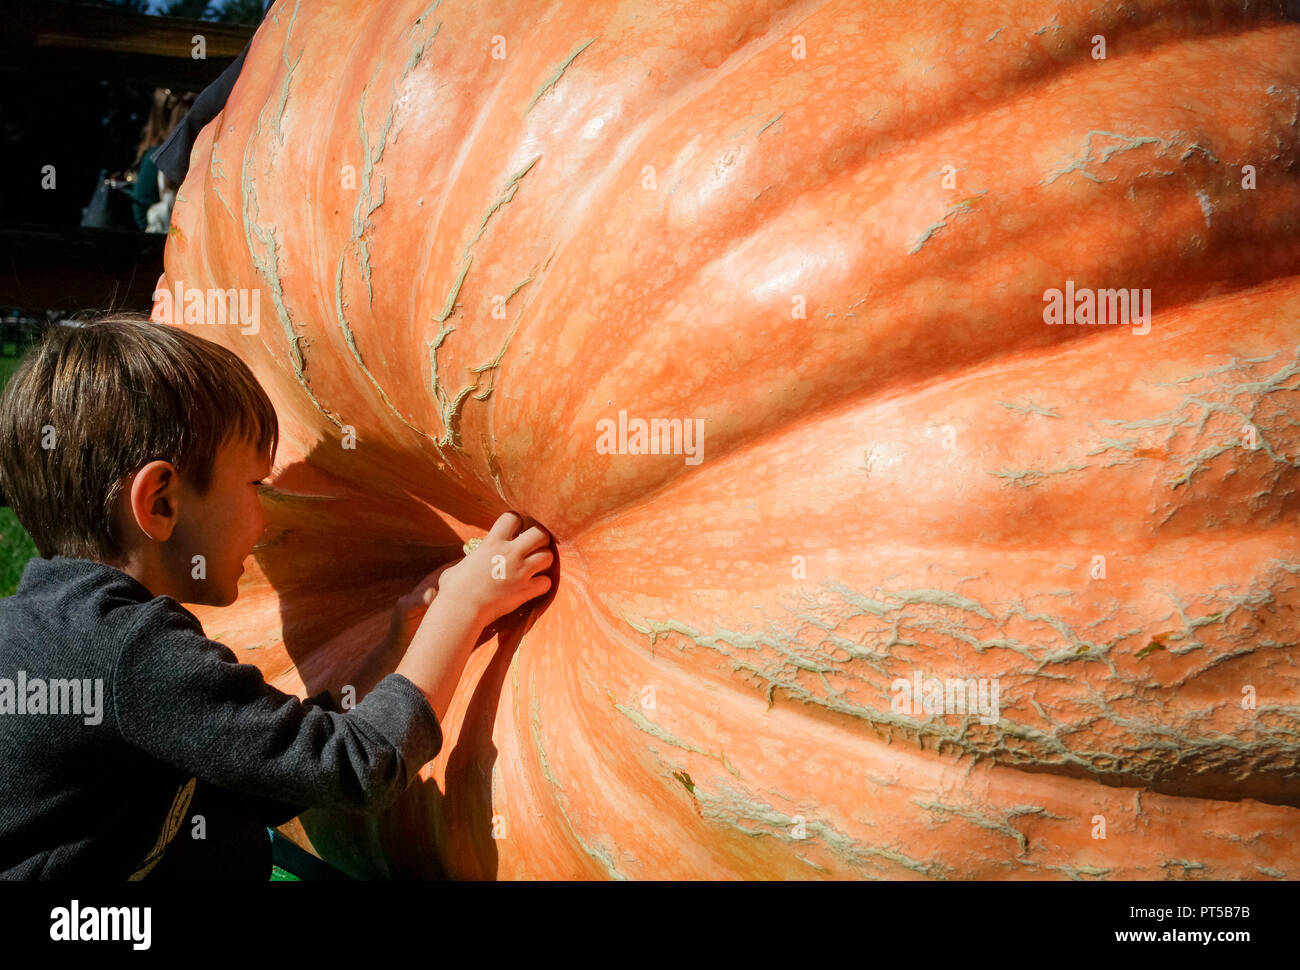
[133,88,196,190]
[134,88,195,169]
[0,312,278,563]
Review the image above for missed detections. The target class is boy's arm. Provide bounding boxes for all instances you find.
[350,589,498,710]
[236,688,341,826]
[112,600,444,814]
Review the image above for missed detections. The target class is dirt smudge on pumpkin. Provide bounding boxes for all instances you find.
[1135,632,1176,660]
[672,770,703,818]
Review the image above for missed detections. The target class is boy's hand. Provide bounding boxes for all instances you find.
[384,512,554,657]
[437,512,554,628]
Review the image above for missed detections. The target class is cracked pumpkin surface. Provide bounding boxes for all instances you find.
[157,0,1300,878]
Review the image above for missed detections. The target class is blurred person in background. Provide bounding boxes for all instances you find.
[131,87,195,233]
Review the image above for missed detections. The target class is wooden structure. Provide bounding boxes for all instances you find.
[0,2,256,312]
[3,1,254,87]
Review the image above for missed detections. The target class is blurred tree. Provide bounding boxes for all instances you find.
[157,0,219,19]
[63,0,266,20]
[64,0,154,12]
[214,0,266,26]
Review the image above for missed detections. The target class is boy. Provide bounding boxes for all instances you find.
[0,313,553,879]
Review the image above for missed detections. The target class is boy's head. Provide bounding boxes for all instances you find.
[0,312,278,606]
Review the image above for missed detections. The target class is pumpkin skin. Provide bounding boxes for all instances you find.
[153,0,1300,879]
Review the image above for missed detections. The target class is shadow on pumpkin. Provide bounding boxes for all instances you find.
[247,434,559,879]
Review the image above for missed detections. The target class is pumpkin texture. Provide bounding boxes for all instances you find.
[155,0,1300,878]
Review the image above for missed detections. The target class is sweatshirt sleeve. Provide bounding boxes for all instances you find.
[112,599,443,813]
[241,687,342,825]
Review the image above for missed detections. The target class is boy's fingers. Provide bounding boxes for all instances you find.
[513,525,552,554]
[487,512,523,542]
[522,548,553,574]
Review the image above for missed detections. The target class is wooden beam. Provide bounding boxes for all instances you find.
[1,1,255,87]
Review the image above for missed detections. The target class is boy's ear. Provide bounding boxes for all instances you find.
[125,460,181,543]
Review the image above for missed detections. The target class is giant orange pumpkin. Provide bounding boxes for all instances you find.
[154,0,1300,879]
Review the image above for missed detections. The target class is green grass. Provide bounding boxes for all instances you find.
[0,507,37,598]
[0,342,39,596]
[0,355,25,383]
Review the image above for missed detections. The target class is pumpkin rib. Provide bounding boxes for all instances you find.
[498,580,1300,878]
[568,477,1300,806]
[475,20,1300,536]
[565,279,1300,548]
[233,1,1300,527]
[564,288,1300,806]
[327,19,438,440]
